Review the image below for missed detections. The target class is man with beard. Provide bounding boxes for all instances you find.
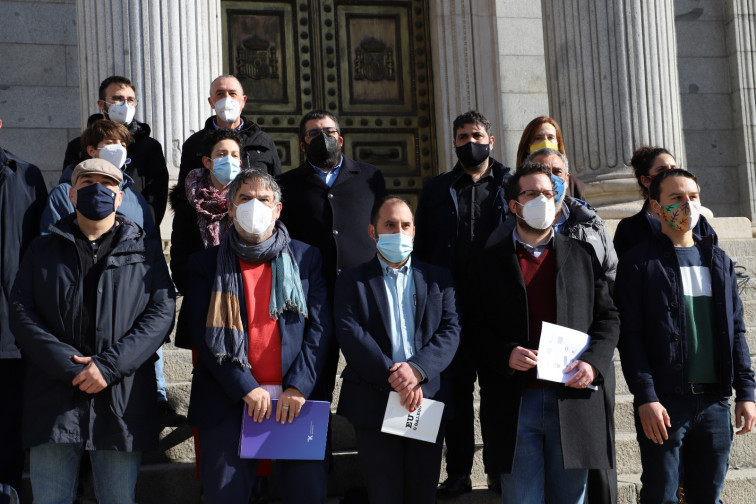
[277,110,387,404]
[413,110,511,496]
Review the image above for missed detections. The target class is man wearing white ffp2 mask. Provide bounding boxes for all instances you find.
[61,75,170,227]
[176,74,281,202]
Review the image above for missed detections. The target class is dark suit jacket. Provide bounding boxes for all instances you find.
[472,232,619,474]
[277,158,387,293]
[185,239,332,430]
[334,256,460,429]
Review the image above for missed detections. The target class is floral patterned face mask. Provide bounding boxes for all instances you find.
[658,200,701,232]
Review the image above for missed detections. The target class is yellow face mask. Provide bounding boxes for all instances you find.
[530,139,560,153]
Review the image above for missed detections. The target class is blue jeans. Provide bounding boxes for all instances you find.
[30,443,141,504]
[500,387,588,504]
[636,394,732,504]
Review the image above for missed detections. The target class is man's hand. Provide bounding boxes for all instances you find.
[735,401,756,435]
[71,355,107,394]
[243,387,272,423]
[638,402,671,444]
[509,346,538,371]
[401,386,423,412]
[389,362,423,411]
[276,387,305,424]
[388,362,422,393]
[564,360,597,389]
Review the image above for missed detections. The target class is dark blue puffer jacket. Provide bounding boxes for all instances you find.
[10,214,176,451]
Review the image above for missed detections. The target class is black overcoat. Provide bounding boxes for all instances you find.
[472,231,619,474]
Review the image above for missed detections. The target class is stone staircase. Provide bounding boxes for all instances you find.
[16,217,756,503]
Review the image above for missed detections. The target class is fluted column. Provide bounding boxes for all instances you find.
[76,0,222,177]
[429,0,505,172]
[541,0,685,206]
[727,0,756,223]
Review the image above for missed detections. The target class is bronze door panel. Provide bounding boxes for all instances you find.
[221,0,436,201]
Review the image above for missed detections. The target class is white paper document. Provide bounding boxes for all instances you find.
[381,391,444,443]
[536,322,596,389]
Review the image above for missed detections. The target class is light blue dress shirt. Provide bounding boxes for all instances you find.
[309,156,343,187]
[377,255,417,365]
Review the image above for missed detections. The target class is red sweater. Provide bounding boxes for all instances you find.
[516,242,556,387]
[240,260,282,386]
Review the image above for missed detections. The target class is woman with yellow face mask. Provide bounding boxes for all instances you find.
[516,116,586,201]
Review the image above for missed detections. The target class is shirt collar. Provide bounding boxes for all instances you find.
[309,155,344,175]
[512,227,554,255]
[377,254,412,275]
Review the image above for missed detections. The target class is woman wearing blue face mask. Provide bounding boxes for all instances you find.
[169,128,244,301]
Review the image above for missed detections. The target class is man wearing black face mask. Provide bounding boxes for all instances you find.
[413,110,511,497]
[9,158,176,504]
[276,111,387,484]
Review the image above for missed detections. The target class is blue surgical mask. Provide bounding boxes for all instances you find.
[75,183,117,221]
[212,155,241,187]
[376,233,414,264]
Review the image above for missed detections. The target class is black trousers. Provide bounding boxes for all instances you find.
[0,358,24,492]
[355,425,445,504]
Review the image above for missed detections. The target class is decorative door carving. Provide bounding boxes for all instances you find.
[221,0,436,204]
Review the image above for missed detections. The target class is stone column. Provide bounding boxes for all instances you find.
[76,0,222,176]
[541,0,685,206]
[726,0,756,223]
[429,0,505,172]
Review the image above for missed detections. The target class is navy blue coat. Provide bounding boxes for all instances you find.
[615,233,755,404]
[9,215,176,450]
[334,256,460,429]
[186,239,333,430]
[0,147,47,359]
[277,158,387,292]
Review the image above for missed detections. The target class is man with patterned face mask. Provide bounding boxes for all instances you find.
[615,169,756,503]
[474,163,619,504]
[177,74,281,197]
[62,76,169,226]
[184,169,331,503]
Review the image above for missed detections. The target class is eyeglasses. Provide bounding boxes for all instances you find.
[518,189,556,200]
[304,127,339,140]
[105,96,138,107]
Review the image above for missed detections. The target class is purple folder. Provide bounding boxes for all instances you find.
[239,399,330,460]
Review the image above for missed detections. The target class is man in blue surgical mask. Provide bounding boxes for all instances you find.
[334,195,460,503]
[9,158,176,504]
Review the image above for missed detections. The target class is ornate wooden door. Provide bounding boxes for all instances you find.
[221,0,436,204]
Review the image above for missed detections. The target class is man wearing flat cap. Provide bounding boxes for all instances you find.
[9,158,176,503]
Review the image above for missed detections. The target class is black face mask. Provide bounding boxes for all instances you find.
[455,141,490,168]
[75,183,117,221]
[306,134,341,169]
